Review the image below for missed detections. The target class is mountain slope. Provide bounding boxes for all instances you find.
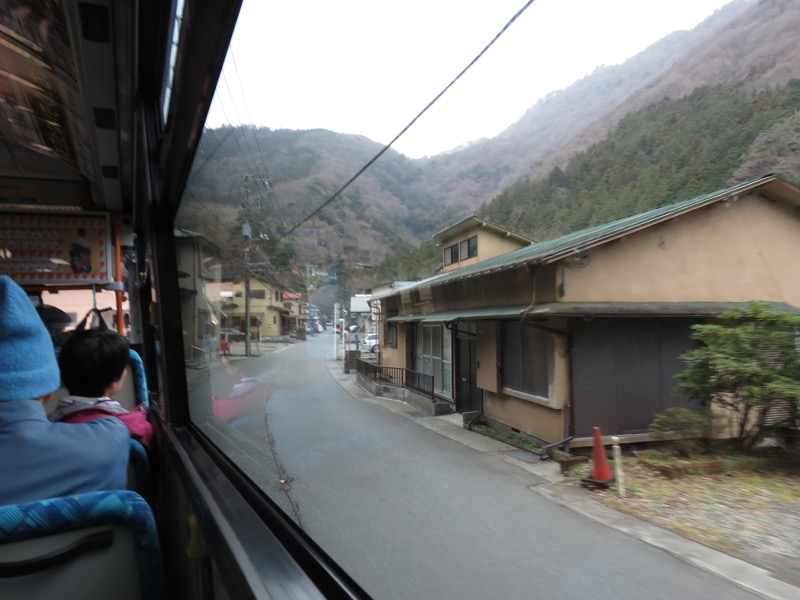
[188,0,800,275]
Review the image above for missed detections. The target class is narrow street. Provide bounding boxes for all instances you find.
[208,334,778,600]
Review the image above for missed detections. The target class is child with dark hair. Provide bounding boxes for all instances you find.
[52,329,153,449]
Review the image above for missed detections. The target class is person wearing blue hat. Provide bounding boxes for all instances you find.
[0,275,130,506]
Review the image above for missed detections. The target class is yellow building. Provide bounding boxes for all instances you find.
[228,276,290,339]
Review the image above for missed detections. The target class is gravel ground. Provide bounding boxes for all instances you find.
[572,452,800,587]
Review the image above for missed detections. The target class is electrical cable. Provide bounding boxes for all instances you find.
[229,48,288,223]
[215,76,265,210]
[277,0,536,240]
[188,128,233,182]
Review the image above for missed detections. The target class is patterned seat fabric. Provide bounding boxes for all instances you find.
[0,490,164,599]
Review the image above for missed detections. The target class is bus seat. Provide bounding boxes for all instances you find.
[120,350,154,501]
[115,349,149,411]
[0,490,165,600]
[127,440,152,503]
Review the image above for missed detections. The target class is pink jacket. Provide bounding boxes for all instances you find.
[57,404,153,449]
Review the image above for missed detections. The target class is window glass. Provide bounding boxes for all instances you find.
[502,321,548,397]
[444,243,459,265]
[411,323,452,397]
[415,324,424,372]
[432,326,442,390]
[467,235,478,258]
[161,3,757,598]
[161,0,186,124]
[442,326,453,395]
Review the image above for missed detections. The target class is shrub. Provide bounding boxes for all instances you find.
[649,407,710,457]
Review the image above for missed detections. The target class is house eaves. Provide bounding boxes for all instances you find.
[432,214,535,245]
[382,174,794,300]
[386,305,529,323]
[525,301,800,317]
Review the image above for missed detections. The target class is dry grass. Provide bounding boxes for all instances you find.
[569,450,800,586]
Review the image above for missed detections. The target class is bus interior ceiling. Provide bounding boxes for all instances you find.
[0,0,137,215]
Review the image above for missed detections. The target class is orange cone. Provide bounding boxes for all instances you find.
[580,427,614,489]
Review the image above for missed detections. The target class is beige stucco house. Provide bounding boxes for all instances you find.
[435,215,534,272]
[376,174,800,446]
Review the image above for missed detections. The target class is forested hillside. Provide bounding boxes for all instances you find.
[183,0,800,301]
[478,81,800,242]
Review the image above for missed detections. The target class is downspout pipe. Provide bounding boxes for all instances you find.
[520,263,538,320]
[519,262,573,443]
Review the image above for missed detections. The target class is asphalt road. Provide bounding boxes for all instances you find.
[212,334,769,600]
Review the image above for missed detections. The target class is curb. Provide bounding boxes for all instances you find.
[533,481,800,600]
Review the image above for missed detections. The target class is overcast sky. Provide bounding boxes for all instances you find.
[206,0,735,158]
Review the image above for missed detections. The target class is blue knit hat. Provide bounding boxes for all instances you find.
[0,276,60,400]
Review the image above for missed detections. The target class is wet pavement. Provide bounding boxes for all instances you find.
[325,352,800,600]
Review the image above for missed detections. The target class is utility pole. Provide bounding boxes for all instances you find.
[341,308,347,358]
[333,303,339,359]
[242,222,252,357]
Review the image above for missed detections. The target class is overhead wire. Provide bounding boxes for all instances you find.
[188,128,233,183]
[206,45,288,226]
[217,72,267,210]
[229,48,288,225]
[276,0,537,241]
[175,225,292,285]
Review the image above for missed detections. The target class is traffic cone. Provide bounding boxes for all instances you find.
[580,427,615,489]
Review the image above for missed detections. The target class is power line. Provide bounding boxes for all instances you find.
[188,128,233,182]
[277,0,536,240]
[229,48,288,224]
[217,73,266,210]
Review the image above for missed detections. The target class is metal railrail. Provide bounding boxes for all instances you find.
[406,369,434,398]
[355,359,434,400]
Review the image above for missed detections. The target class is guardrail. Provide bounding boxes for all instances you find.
[355,359,434,400]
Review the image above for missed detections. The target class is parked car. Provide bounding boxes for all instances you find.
[219,328,245,341]
[360,333,379,353]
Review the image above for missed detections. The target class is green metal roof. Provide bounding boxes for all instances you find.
[386,174,789,298]
[385,301,800,323]
[386,305,528,323]
[526,301,800,316]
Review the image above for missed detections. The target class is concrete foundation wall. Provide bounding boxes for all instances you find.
[484,390,564,443]
[356,374,453,415]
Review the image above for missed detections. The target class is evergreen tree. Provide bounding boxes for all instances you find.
[676,302,800,444]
